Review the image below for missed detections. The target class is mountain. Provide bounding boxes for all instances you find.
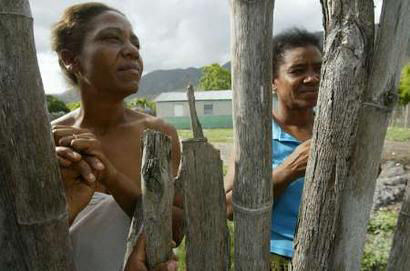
[54,30,409,104]
[128,67,202,100]
[56,65,230,103]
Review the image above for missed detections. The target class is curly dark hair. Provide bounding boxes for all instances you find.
[51,2,124,86]
[272,28,322,78]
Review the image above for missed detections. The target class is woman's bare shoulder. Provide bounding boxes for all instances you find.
[51,110,78,126]
[126,109,177,137]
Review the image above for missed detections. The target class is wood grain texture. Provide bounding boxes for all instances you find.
[186,85,204,139]
[387,181,410,270]
[180,139,230,271]
[230,0,274,270]
[0,0,75,270]
[122,197,143,271]
[292,0,410,270]
[140,130,174,269]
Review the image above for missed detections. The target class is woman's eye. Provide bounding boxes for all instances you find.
[104,36,121,42]
[290,69,304,75]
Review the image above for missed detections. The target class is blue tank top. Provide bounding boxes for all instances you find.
[270,120,304,258]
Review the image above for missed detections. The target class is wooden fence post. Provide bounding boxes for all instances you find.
[177,85,230,270]
[292,0,410,270]
[140,130,174,269]
[230,0,274,270]
[0,0,75,270]
[387,180,410,270]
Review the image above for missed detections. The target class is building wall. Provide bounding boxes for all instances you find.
[156,100,232,118]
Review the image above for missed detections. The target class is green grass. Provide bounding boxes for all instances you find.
[177,128,233,143]
[385,127,410,141]
[361,208,399,271]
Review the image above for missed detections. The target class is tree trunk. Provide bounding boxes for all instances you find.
[180,138,230,271]
[387,180,410,270]
[230,0,274,270]
[292,0,410,270]
[140,130,174,269]
[0,0,75,270]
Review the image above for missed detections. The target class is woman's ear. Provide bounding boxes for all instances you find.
[272,80,278,93]
[59,49,78,72]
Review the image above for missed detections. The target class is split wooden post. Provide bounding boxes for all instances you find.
[387,180,410,270]
[0,0,74,270]
[122,198,143,271]
[230,0,274,270]
[177,85,230,270]
[186,84,204,138]
[292,0,410,270]
[140,130,174,269]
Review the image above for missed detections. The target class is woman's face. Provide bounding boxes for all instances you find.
[273,45,322,110]
[76,11,143,96]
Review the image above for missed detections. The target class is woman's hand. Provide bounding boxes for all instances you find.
[53,125,139,217]
[56,146,98,225]
[52,125,118,185]
[280,139,311,180]
[271,139,311,197]
[125,236,178,271]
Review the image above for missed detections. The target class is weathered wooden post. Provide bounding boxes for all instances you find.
[177,85,230,270]
[292,0,410,270]
[230,0,274,270]
[122,198,143,270]
[0,0,75,270]
[140,130,174,269]
[387,180,410,270]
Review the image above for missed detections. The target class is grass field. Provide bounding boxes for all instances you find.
[177,128,233,143]
[178,127,410,143]
[385,127,410,141]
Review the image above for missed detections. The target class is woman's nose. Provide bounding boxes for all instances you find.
[304,70,320,83]
[122,42,140,60]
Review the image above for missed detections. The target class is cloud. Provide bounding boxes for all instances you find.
[30,0,383,94]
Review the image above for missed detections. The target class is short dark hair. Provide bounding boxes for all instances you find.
[51,2,124,86]
[272,28,322,78]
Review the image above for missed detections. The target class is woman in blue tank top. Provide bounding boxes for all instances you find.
[225,28,322,270]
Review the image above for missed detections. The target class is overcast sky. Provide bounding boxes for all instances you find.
[31,0,383,94]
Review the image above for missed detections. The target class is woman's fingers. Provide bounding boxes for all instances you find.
[83,155,105,172]
[58,133,95,146]
[56,146,82,166]
[70,138,102,156]
[52,125,91,144]
[73,160,97,184]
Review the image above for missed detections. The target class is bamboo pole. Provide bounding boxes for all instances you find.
[0,0,74,270]
[230,0,274,270]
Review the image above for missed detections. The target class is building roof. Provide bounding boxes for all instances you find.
[155,90,232,102]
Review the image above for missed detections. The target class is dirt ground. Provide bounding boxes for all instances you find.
[382,140,410,166]
[214,140,410,167]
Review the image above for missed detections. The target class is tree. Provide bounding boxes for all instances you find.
[198,64,231,90]
[0,0,74,270]
[399,64,410,105]
[46,95,70,113]
[292,0,410,270]
[66,101,81,111]
[127,97,156,114]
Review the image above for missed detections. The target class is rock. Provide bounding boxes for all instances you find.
[372,161,410,210]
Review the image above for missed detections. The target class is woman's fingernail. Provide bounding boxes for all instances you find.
[88,173,96,182]
[97,162,105,170]
[72,152,81,159]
